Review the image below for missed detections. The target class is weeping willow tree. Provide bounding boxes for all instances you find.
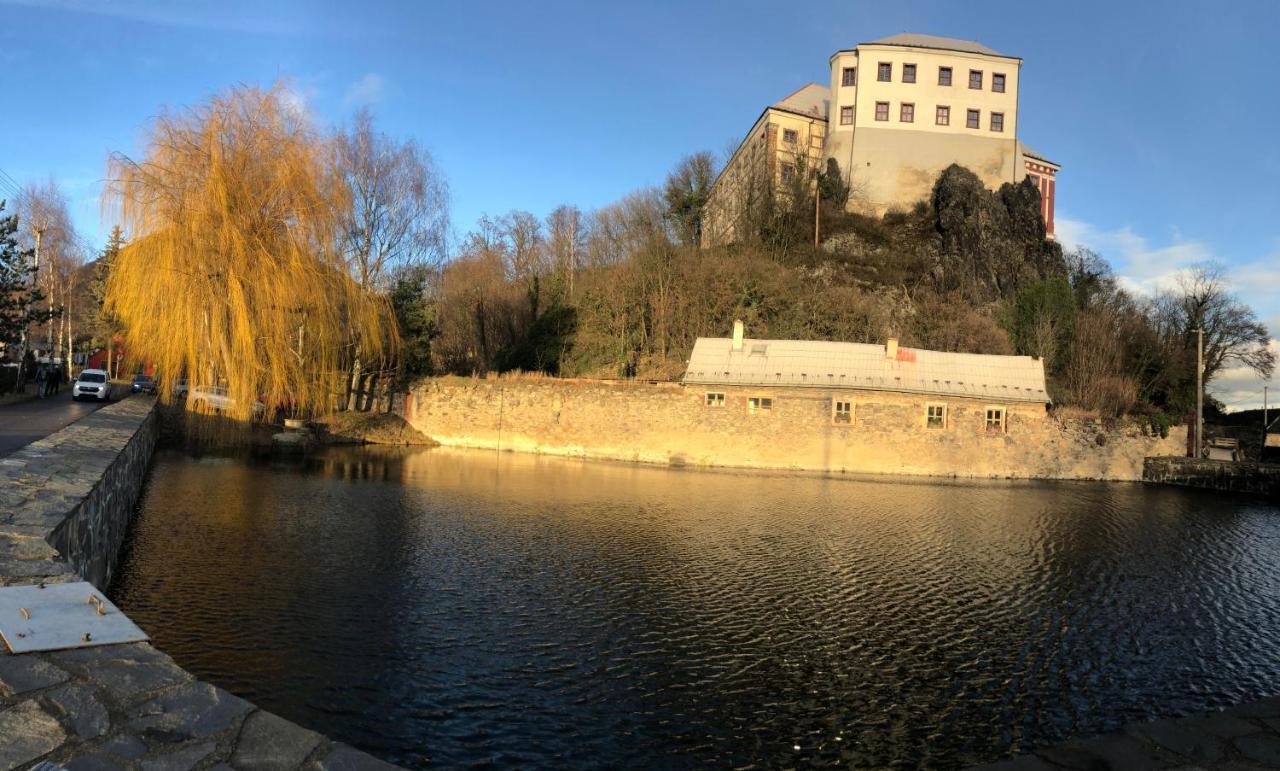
[104,84,396,427]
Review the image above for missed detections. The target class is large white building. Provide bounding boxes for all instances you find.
[703,33,1059,246]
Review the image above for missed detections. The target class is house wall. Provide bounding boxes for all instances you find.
[401,377,1186,481]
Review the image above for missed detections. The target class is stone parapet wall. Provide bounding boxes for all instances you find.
[401,377,1186,481]
[0,397,400,770]
[1144,456,1280,500]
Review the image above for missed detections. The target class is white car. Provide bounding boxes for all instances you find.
[72,369,113,401]
[189,385,265,417]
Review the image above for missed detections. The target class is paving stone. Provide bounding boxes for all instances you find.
[232,710,323,771]
[128,681,251,743]
[0,699,68,770]
[139,742,217,771]
[1127,719,1225,764]
[64,753,127,771]
[1188,711,1264,739]
[1235,733,1280,766]
[86,658,192,699]
[0,654,70,696]
[311,746,400,771]
[44,684,110,738]
[99,734,148,759]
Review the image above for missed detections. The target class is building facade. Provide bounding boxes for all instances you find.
[704,33,1059,247]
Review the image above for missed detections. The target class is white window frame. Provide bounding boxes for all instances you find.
[748,396,774,414]
[925,402,948,430]
[984,405,1007,433]
[705,392,725,407]
[832,399,853,425]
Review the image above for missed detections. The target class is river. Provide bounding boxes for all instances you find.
[111,445,1280,768]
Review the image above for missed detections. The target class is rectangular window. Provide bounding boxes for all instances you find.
[875,101,889,121]
[966,109,980,129]
[990,112,1004,132]
[842,67,856,86]
[992,73,1006,93]
[926,404,947,429]
[985,407,1006,433]
[1026,173,1039,188]
[935,105,950,125]
[878,62,891,81]
[900,103,914,123]
[969,69,983,89]
[782,128,798,143]
[833,400,853,424]
[748,396,773,413]
[780,162,795,184]
[840,105,854,125]
[705,392,725,407]
[938,66,952,86]
[902,63,916,83]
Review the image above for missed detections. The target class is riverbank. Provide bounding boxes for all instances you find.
[0,397,401,769]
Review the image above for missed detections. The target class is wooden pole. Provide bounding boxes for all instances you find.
[1196,327,1204,458]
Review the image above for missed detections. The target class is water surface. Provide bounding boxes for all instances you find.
[112,446,1280,768]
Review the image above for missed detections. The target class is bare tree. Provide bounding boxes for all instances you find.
[15,181,78,371]
[1158,264,1275,386]
[545,205,584,299]
[334,108,450,289]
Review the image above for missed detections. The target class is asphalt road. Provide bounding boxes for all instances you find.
[0,388,128,457]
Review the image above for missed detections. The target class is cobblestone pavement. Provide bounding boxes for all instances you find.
[0,399,403,771]
[971,696,1280,770]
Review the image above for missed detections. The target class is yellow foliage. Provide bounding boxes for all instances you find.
[104,84,396,424]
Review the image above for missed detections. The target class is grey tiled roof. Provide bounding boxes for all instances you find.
[683,338,1050,403]
[865,33,1008,58]
[771,83,830,120]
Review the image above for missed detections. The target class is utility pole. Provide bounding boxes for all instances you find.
[813,177,821,249]
[1195,326,1204,458]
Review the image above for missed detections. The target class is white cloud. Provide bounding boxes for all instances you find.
[343,74,385,107]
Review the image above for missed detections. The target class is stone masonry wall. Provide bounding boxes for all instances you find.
[401,377,1187,481]
[1144,456,1280,500]
[0,397,400,770]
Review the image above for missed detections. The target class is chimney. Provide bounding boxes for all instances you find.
[885,337,898,360]
[732,320,745,351]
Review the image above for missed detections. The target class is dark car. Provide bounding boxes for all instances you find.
[131,374,157,394]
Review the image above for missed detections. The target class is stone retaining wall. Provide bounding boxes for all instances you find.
[401,377,1186,481]
[1143,456,1280,500]
[0,397,400,770]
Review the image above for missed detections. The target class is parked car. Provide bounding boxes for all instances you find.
[72,369,113,401]
[173,378,190,399]
[131,374,157,394]
[189,385,265,417]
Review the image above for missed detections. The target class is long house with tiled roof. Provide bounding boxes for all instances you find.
[703,33,1059,246]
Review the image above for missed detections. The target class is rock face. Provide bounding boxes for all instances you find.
[0,398,406,769]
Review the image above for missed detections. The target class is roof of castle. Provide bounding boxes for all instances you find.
[683,337,1050,403]
[863,33,1011,59]
[770,83,830,121]
[1018,141,1061,168]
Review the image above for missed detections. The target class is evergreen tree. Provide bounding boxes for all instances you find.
[88,226,124,373]
[0,200,43,355]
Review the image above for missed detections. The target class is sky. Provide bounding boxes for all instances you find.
[2,0,1277,409]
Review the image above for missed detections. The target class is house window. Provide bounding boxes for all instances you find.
[938,66,952,86]
[875,101,889,121]
[842,67,857,86]
[902,63,916,83]
[782,128,798,143]
[926,403,947,429]
[748,396,773,413]
[780,162,795,184]
[985,407,1006,433]
[833,400,853,424]
[878,62,892,81]
[992,73,1006,93]
[969,70,983,89]
[990,112,1004,132]
[840,105,854,125]
[705,392,725,407]
[936,105,950,125]
[900,103,914,122]
[1026,173,1039,188]
[966,109,980,129]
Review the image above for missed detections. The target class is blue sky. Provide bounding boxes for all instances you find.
[2,0,1277,408]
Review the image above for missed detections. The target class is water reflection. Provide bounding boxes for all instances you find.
[112,446,1280,769]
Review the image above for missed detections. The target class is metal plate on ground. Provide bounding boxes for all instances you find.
[0,582,149,653]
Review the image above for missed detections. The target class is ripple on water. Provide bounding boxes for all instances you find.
[110,447,1280,769]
